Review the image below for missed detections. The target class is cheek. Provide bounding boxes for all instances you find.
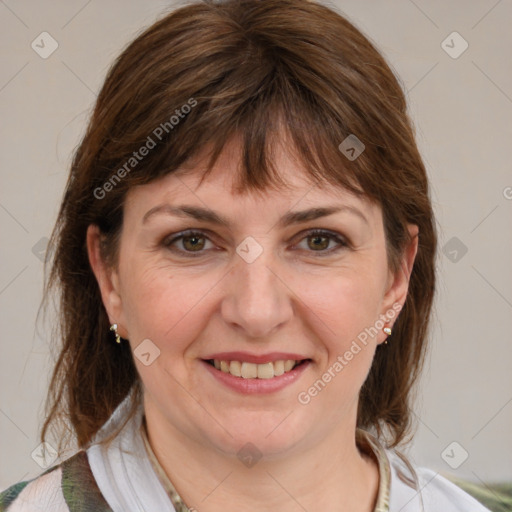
[299,266,384,393]
[303,268,384,342]
[120,264,215,352]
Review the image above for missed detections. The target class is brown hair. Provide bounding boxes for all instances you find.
[40,0,437,454]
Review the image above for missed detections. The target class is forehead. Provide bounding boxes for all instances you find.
[123,137,379,224]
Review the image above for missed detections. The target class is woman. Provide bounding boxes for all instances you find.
[0,0,493,510]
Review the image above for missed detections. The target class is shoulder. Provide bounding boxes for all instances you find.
[0,451,113,512]
[385,449,492,512]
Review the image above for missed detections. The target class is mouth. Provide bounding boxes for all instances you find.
[204,358,311,379]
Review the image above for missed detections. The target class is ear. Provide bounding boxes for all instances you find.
[377,223,419,344]
[86,224,128,338]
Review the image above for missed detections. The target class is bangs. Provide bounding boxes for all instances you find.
[109,65,370,203]
[91,0,392,207]
[195,101,368,200]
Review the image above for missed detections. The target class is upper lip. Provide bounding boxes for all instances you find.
[203,352,310,364]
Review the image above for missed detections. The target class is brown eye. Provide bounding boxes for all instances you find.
[296,229,348,255]
[163,230,214,257]
[181,234,206,251]
[307,233,330,251]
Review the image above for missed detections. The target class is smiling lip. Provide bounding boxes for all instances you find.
[201,352,311,394]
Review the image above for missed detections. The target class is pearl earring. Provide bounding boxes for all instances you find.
[110,323,122,344]
[383,325,392,345]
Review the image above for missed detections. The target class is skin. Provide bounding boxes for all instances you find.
[87,137,418,512]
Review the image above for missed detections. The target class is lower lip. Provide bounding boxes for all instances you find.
[202,360,311,394]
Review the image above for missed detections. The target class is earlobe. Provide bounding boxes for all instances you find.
[86,224,124,328]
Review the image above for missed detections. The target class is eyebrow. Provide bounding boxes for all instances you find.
[142,204,369,228]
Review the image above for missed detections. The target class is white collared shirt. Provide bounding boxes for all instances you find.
[1,387,492,512]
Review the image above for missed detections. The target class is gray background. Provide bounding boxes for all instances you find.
[1,0,511,490]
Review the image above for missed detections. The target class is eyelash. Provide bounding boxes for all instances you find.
[162,229,349,258]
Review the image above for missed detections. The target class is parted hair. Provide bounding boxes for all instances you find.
[40,0,437,454]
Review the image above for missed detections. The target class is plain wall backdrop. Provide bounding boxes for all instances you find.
[1,0,511,490]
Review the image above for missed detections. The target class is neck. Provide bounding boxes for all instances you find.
[143,401,379,512]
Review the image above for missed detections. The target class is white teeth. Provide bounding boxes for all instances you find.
[229,360,242,377]
[241,362,258,378]
[273,360,285,376]
[211,359,299,379]
[257,362,274,379]
[284,360,295,372]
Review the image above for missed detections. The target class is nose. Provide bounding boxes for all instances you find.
[220,246,294,339]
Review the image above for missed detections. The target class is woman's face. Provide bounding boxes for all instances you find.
[88,140,418,458]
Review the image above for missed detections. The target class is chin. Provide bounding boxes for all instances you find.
[201,410,310,460]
